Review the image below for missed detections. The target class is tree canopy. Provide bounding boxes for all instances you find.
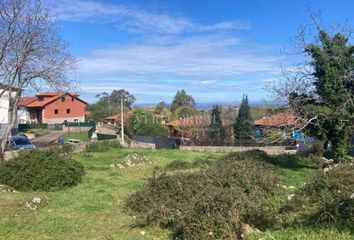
[170,89,196,118]
[208,105,226,145]
[233,95,254,143]
[289,30,354,158]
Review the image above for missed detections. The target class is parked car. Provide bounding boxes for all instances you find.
[6,136,36,151]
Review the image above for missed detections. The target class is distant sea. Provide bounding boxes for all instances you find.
[134,101,284,110]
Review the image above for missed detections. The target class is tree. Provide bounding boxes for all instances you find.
[170,89,196,118]
[94,89,136,119]
[233,95,254,144]
[268,18,353,158]
[126,108,168,137]
[155,101,168,114]
[0,0,75,158]
[208,105,226,145]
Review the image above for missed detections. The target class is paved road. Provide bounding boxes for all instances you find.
[32,131,66,147]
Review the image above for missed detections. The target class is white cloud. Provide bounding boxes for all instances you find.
[200,80,216,85]
[52,0,249,34]
[76,34,280,80]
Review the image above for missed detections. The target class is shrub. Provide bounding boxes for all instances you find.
[165,155,215,171]
[0,149,84,191]
[313,140,324,158]
[165,160,191,170]
[85,141,121,153]
[125,150,282,239]
[280,164,354,226]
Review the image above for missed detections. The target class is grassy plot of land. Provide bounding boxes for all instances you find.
[0,149,222,240]
[64,131,90,142]
[0,149,352,240]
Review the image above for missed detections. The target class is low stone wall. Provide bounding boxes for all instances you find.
[129,140,155,149]
[179,146,297,155]
[63,126,92,133]
[3,138,156,161]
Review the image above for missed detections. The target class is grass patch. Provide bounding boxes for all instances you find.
[64,131,89,142]
[0,148,352,240]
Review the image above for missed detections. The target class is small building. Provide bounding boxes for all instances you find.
[105,110,134,125]
[253,112,310,145]
[18,92,87,124]
[165,115,234,145]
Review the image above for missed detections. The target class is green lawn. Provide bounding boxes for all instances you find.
[0,148,352,240]
[64,131,90,142]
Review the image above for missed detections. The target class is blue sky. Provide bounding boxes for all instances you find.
[50,0,353,105]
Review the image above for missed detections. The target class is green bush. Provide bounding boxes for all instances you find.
[280,164,354,226]
[0,149,84,191]
[165,155,215,171]
[165,160,191,170]
[313,140,324,157]
[85,141,121,153]
[125,150,282,239]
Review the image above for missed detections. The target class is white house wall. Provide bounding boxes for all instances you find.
[0,91,14,124]
[17,107,30,124]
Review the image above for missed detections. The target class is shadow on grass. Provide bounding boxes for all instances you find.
[262,154,318,171]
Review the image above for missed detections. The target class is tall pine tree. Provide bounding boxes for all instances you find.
[208,104,226,145]
[233,95,254,144]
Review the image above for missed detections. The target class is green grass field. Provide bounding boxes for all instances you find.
[0,148,352,240]
[64,131,90,142]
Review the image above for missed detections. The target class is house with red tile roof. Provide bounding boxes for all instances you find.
[254,112,296,128]
[18,92,87,124]
[165,114,234,144]
[105,110,135,125]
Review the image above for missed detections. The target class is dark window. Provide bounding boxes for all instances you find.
[61,97,65,102]
[38,96,44,101]
[66,109,71,114]
[54,109,59,115]
[71,97,75,102]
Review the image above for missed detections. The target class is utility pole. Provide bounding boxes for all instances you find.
[120,94,125,145]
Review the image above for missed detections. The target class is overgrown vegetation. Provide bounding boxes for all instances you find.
[126,150,354,239]
[280,164,354,227]
[85,141,121,152]
[126,108,169,137]
[126,150,282,239]
[0,149,84,191]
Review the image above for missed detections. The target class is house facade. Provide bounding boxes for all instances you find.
[18,92,87,124]
[0,84,18,124]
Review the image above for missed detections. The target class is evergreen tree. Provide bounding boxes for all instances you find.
[288,30,354,158]
[170,89,196,118]
[233,95,254,143]
[208,105,226,145]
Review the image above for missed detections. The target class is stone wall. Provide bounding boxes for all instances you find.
[130,140,155,149]
[63,126,92,133]
[3,138,156,161]
[179,145,297,155]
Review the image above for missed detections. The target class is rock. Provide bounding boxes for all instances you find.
[322,159,334,168]
[32,197,41,204]
[287,194,295,200]
[238,223,260,240]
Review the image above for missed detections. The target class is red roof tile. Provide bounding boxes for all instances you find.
[254,112,296,127]
[105,111,134,121]
[19,92,86,108]
[18,97,37,107]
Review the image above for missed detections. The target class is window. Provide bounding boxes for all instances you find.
[38,96,44,101]
[71,97,75,102]
[61,97,65,102]
[66,109,71,114]
[54,109,59,115]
